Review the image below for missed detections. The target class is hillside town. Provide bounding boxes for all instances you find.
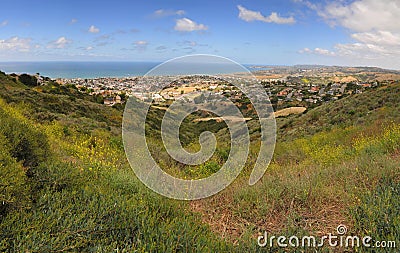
[55,65,399,110]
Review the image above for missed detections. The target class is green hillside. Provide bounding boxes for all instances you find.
[277,83,400,140]
[0,72,244,252]
[0,71,398,252]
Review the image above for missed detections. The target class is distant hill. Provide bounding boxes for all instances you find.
[291,65,400,73]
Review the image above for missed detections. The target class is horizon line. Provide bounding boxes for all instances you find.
[1,61,399,70]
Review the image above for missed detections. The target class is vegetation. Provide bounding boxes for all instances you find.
[0,73,242,252]
[18,74,38,87]
[277,83,400,140]
[0,71,398,252]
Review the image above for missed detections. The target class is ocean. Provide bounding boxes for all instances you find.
[0,61,258,79]
[0,62,159,79]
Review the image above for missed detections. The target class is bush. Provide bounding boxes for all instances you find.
[18,74,37,87]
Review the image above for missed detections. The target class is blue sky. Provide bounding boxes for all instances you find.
[1,0,399,69]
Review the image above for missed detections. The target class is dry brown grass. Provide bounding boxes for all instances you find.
[332,76,358,83]
[375,73,400,81]
[274,107,306,117]
[189,167,350,244]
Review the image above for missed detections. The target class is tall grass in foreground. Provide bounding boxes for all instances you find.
[0,99,252,252]
[1,98,399,252]
[351,178,399,253]
[190,121,399,252]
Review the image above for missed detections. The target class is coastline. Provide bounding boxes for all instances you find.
[0,61,265,79]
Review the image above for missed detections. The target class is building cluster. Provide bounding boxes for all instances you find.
[59,74,383,108]
[263,79,379,106]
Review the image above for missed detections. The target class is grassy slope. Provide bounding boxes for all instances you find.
[0,73,250,252]
[190,83,400,251]
[0,73,122,135]
[0,71,399,252]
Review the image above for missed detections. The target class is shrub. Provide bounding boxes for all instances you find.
[18,74,37,87]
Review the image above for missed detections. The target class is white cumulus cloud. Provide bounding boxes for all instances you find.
[174,18,208,32]
[47,36,72,49]
[88,25,100,33]
[314,47,336,56]
[298,0,400,68]
[0,36,31,52]
[351,31,400,47]
[334,43,393,59]
[299,47,335,56]
[319,0,400,33]
[237,5,295,24]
